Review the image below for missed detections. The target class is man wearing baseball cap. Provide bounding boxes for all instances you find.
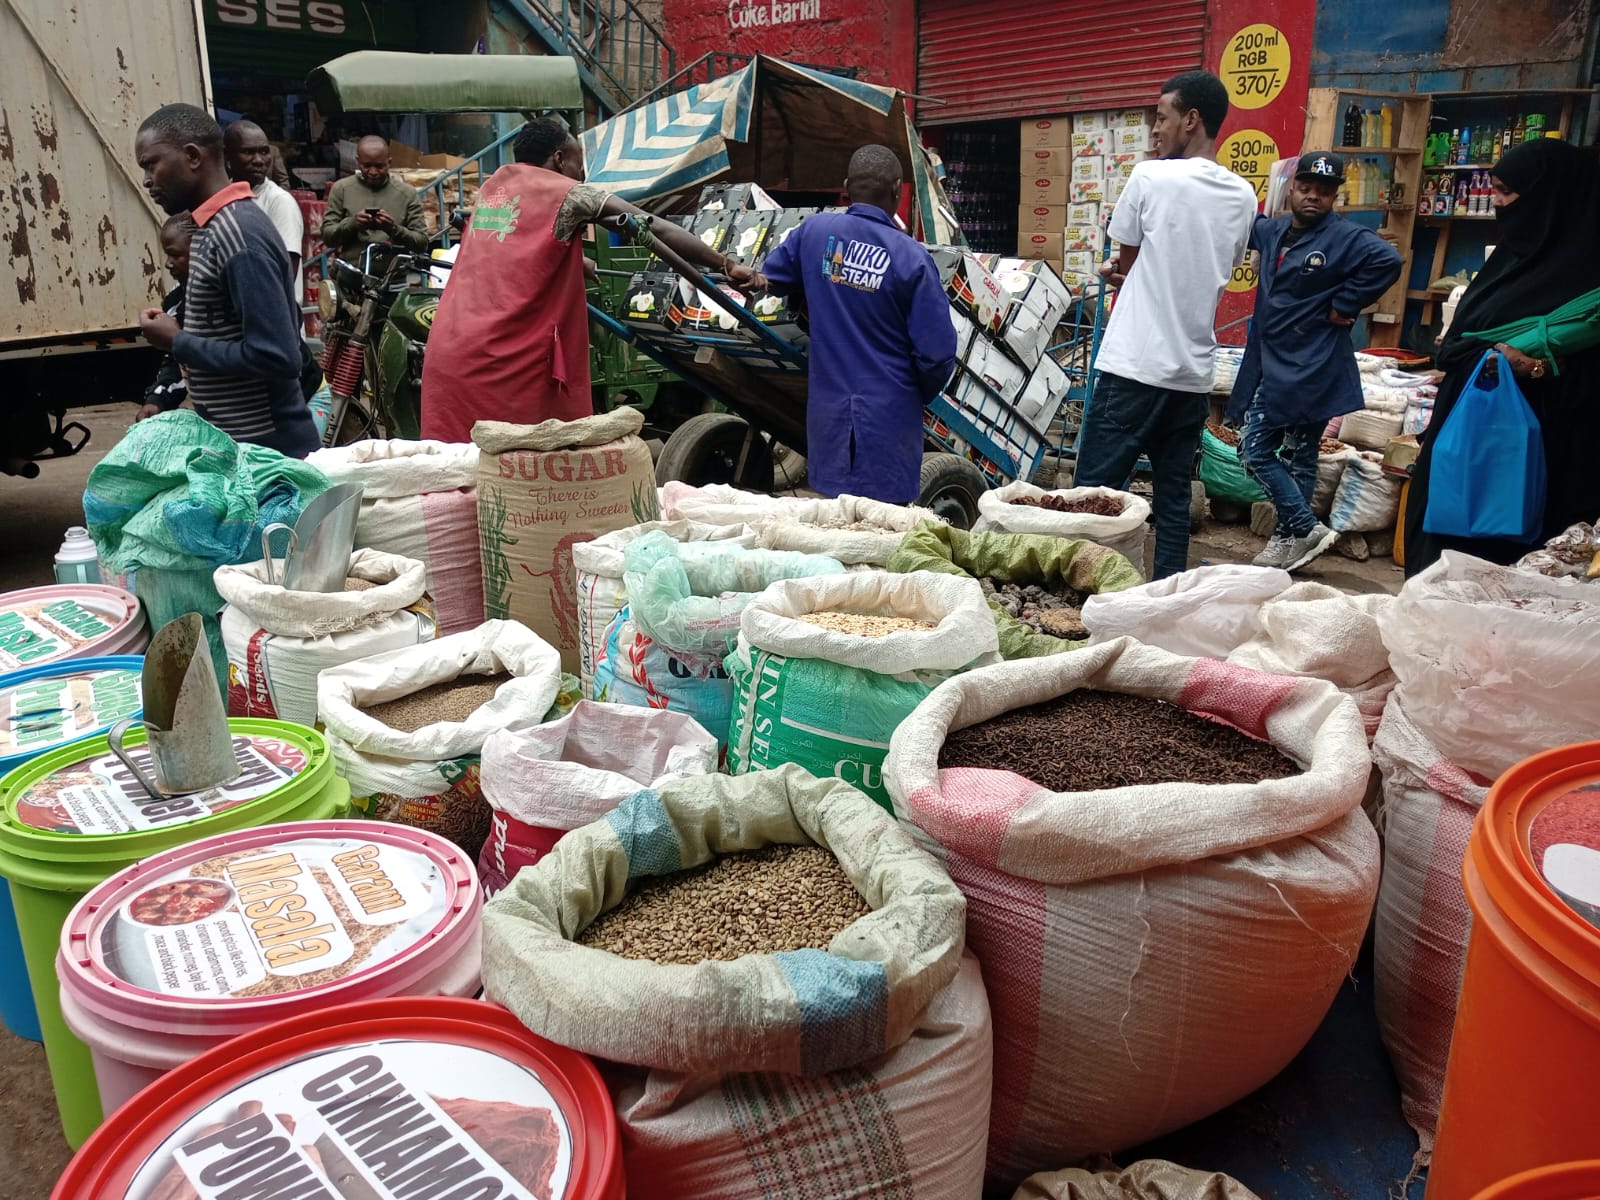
[1226,150,1404,571]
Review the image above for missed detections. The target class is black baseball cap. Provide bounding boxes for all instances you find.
[1296,151,1345,183]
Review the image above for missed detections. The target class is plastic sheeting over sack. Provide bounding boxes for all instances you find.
[885,639,1378,1189]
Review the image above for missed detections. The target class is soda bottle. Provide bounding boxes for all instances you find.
[1343,101,1363,147]
[1514,113,1528,143]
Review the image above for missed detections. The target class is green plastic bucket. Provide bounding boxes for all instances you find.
[0,719,348,1147]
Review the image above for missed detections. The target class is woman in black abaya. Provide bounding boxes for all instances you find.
[1404,138,1600,576]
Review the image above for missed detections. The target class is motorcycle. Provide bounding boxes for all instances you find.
[316,244,449,444]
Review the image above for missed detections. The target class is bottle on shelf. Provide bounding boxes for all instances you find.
[1458,127,1472,165]
[1380,103,1395,148]
[1524,113,1544,140]
[1343,100,1363,147]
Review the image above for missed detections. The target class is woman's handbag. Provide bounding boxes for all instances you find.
[1423,349,1547,541]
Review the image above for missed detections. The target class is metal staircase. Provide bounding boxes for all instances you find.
[494,0,674,116]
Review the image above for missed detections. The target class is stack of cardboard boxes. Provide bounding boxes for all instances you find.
[1016,108,1153,290]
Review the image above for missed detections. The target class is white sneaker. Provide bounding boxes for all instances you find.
[1252,535,1293,568]
[1282,523,1340,571]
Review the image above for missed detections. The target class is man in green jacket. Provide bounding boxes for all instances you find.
[321,135,430,254]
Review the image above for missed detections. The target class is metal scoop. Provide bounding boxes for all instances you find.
[106,613,240,798]
[260,482,365,593]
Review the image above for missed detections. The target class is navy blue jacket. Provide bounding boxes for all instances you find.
[1227,212,1404,427]
[763,205,957,502]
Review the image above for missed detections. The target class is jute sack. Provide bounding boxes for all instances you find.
[726,571,999,810]
[317,621,565,856]
[307,439,484,634]
[216,548,435,726]
[885,638,1379,1189]
[572,519,756,701]
[474,409,659,674]
[1012,1160,1263,1200]
[973,483,1151,565]
[482,766,988,1199]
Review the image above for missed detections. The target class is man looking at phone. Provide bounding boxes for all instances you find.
[321,135,430,254]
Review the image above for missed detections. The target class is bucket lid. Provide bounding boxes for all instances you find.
[61,821,479,1030]
[52,996,621,1200]
[0,585,143,672]
[0,656,145,775]
[0,719,334,880]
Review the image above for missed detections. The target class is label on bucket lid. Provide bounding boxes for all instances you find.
[1528,783,1600,931]
[12,734,306,836]
[0,667,141,760]
[126,1038,574,1200]
[0,595,120,670]
[91,835,451,999]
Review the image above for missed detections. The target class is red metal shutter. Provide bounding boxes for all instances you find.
[917,0,1207,125]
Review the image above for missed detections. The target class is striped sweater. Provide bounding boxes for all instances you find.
[172,195,318,456]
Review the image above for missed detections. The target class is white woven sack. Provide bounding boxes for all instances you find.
[608,954,991,1200]
[973,483,1151,563]
[754,495,940,566]
[658,481,802,525]
[1370,699,1487,1154]
[1082,564,1292,660]
[1013,1159,1263,1200]
[571,519,756,700]
[1339,408,1404,450]
[214,548,427,637]
[306,439,483,635]
[1311,449,1353,518]
[476,701,719,894]
[884,638,1378,1188]
[1329,452,1401,533]
[1380,552,1600,780]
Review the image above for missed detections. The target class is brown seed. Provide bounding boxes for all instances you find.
[357,672,512,733]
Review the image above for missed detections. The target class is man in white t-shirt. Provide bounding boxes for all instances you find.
[225,120,304,299]
[1077,70,1258,579]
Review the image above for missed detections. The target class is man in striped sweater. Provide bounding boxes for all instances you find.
[135,103,318,457]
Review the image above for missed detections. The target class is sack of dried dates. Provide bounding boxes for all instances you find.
[318,620,567,857]
[888,523,1143,658]
[482,764,990,1200]
[884,637,1378,1191]
[726,570,999,811]
[973,482,1151,565]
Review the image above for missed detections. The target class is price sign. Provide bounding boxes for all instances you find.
[1226,254,1261,295]
[1218,130,1280,202]
[1218,23,1290,110]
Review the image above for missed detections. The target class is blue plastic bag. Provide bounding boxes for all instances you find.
[1423,350,1547,541]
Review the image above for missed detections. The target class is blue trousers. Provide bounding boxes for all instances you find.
[1239,389,1323,539]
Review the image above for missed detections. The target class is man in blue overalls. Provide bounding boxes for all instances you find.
[759,145,957,503]
[1228,151,1404,571]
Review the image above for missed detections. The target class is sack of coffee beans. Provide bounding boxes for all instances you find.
[888,523,1143,658]
[974,482,1151,565]
[318,620,566,857]
[475,408,659,675]
[482,765,989,1200]
[726,570,998,810]
[885,637,1378,1190]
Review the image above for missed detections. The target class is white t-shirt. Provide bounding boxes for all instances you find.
[1094,157,1258,392]
[252,179,305,300]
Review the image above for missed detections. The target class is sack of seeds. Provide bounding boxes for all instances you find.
[318,621,566,855]
[887,522,1144,658]
[726,570,999,810]
[216,548,436,725]
[661,484,939,567]
[1081,563,1293,660]
[1311,446,1354,518]
[973,482,1151,565]
[482,765,990,1200]
[306,439,484,635]
[1329,451,1402,534]
[884,637,1379,1189]
[572,519,758,701]
[1012,1160,1264,1200]
[477,701,719,894]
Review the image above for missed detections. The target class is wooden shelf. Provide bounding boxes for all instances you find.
[1341,204,1412,212]
[1405,289,1461,301]
[1418,213,1496,222]
[1333,145,1423,156]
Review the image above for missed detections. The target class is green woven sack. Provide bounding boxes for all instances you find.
[1199,427,1267,505]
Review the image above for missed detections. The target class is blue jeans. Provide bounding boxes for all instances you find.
[1076,371,1207,580]
[1238,390,1323,539]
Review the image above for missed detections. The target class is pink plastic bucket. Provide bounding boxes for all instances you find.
[57,819,481,1116]
[0,585,147,670]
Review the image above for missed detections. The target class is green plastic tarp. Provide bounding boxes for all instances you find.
[1464,284,1600,374]
[307,52,583,115]
[886,523,1144,658]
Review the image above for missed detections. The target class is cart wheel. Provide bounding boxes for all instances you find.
[655,412,775,490]
[918,453,987,530]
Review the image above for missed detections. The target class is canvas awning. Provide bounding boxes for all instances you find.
[307,51,583,115]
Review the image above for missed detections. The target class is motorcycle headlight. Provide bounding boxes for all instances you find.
[317,278,338,321]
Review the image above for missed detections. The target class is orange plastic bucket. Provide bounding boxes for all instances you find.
[1428,743,1600,1200]
[1472,1162,1600,1200]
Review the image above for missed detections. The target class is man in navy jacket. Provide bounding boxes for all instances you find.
[1228,151,1403,571]
[760,145,957,503]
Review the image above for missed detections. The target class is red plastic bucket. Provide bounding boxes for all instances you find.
[1472,1162,1600,1200]
[1428,743,1600,1200]
[52,994,624,1200]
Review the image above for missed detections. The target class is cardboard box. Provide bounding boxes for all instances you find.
[1064,225,1103,252]
[1017,229,1064,261]
[1071,155,1105,183]
[418,153,469,170]
[958,336,1027,402]
[948,308,981,362]
[1020,115,1073,148]
[1071,130,1110,158]
[1016,203,1066,233]
[995,259,1075,367]
[1070,179,1107,204]
[1112,126,1151,156]
[930,248,1012,335]
[1106,175,1129,204]
[1058,270,1091,293]
[1073,111,1110,134]
[1064,251,1097,277]
[1016,354,1070,433]
[1067,201,1101,227]
[1114,108,1153,130]
[1020,174,1069,206]
[1020,146,1071,178]
[387,140,423,168]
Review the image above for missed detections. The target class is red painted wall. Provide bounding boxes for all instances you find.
[660,0,915,94]
[1204,0,1318,343]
